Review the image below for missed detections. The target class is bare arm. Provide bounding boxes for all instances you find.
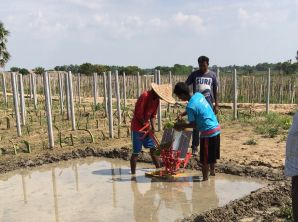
[150,117,156,131]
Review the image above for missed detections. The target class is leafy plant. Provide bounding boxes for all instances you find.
[243,138,257,145]
[279,206,293,221]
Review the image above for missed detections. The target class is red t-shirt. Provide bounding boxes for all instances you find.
[131,91,160,131]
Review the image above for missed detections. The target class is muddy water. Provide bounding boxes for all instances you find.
[0,157,266,222]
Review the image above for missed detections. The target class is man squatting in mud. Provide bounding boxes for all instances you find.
[177,56,219,156]
[285,113,298,221]
[174,82,221,181]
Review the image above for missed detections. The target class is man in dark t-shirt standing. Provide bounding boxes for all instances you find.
[178,56,219,155]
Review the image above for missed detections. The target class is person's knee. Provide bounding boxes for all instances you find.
[130,154,139,161]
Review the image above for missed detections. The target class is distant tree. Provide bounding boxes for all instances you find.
[172,64,193,75]
[296,50,298,63]
[19,68,29,75]
[93,64,109,74]
[33,67,45,75]
[0,21,10,68]
[10,67,21,72]
[79,63,95,75]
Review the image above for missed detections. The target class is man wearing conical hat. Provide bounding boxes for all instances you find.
[130,83,175,175]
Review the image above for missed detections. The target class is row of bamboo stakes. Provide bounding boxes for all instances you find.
[0,68,290,148]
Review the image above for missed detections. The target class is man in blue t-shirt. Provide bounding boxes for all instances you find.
[179,56,219,156]
[173,82,221,181]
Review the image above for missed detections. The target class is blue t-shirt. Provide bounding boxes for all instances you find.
[186,92,220,138]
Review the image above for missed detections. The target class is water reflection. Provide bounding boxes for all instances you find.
[0,157,265,222]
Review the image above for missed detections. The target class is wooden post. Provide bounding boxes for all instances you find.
[48,72,52,106]
[11,72,22,136]
[107,71,114,138]
[65,73,70,120]
[233,69,237,120]
[216,68,220,94]
[93,72,97,107]
[137,72,141,97]
[115,70,121,125]
[291,84,295,104]
[154,69,158,83]
[169,71,172,86]
[68,71,76,130]
[103,72,108,117]
[123,72,127,109]
[157,70,162,131]
[18,74,26,126]
[266,68,271,114]
[43,72,54,148]
[29,73,33,99]
[77,73,81,105]
[32,73,38,110]
[1,72,7,106]
[58,72,64,115]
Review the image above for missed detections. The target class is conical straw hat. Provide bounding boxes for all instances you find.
[151,83,176,104]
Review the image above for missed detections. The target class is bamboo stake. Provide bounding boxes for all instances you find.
[11,72,22,136]
[32,73,38,110]
[123,72,127,109]
[103,72,108,117]
[68,71,76,130]
[65,73,70,120]
[58,72,64,115]
[115,70,121,125]
[93,72,97,107]
[157,70,162,131]
[107,71,114,138]
[233,69,237,120]
[266,68,271,114]
[43,72,54,148]
[18,74,26,126]
[77,73,81,105]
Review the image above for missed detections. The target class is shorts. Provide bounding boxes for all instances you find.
[200,134,220,164]
[132,131,156,154]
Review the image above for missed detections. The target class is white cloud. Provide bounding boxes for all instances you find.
[64,0,104,10]
[238,7,289,28]
[172,12,205,33]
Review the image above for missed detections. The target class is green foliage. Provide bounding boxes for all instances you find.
[79,63,95,75]
[255,113,292,138]
[0,21,10,67]
[155,64,193,75]
[10,67,30,75]
[279,206,293,221]
[33,67,45,75]
[19,68,30,75]
[243,138,257,145]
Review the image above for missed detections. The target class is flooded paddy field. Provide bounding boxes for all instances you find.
[0,157,267,222]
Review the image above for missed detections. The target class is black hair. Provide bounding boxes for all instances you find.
[198,56,209,65]
[174,82,190,96]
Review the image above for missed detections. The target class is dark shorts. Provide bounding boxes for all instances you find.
[200,134,220,164]
[132,131,156,154]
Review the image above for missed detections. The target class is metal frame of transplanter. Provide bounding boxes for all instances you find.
[138,124,192,178]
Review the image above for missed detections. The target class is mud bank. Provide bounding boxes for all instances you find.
[0,146,290,222]
[180,182,291,222]
[0,146,284,181]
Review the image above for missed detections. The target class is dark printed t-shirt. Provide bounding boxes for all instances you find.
[185,70,218,105]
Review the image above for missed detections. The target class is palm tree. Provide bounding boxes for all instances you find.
[0,22,10,68]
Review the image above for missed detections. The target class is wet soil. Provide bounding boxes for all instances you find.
[0,145,290,222]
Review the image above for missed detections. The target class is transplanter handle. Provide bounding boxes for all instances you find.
[138,123,159,146]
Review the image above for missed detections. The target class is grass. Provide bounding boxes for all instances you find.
[279,205,293,222]
[255,112,292,138]
[219,110,292,138]
[243,138,257,145]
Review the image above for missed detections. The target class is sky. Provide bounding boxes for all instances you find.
[1,0,298,69]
